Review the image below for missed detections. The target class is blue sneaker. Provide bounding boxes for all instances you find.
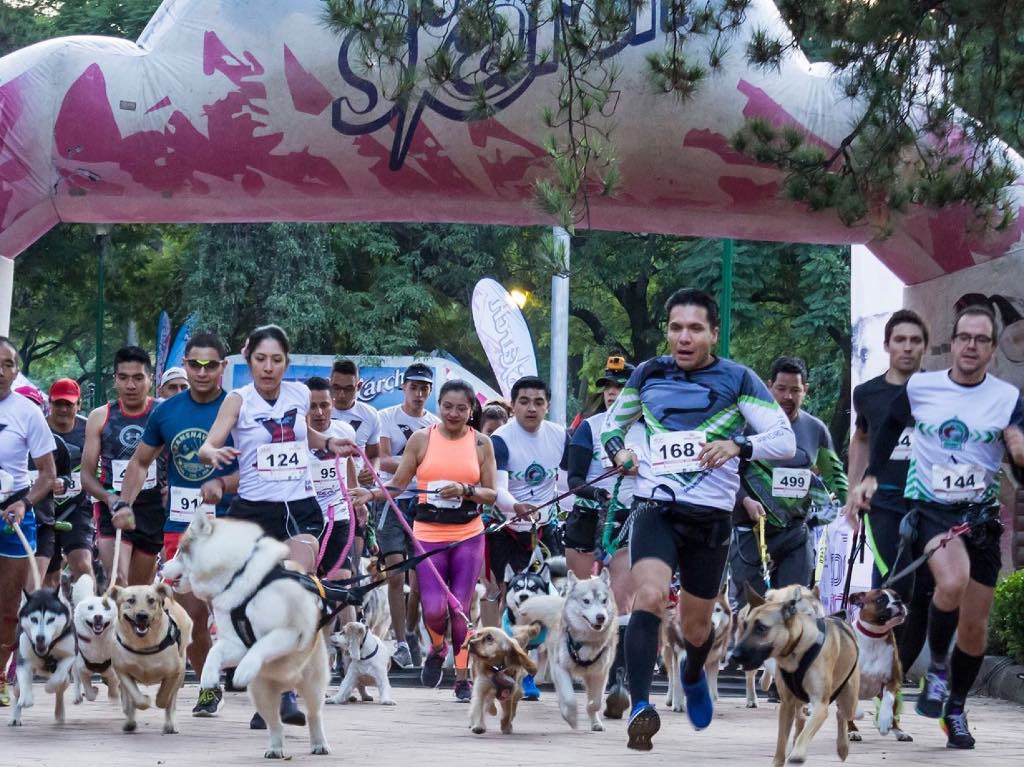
[521,674,540,701]
[682,665,713,730]
[627,702,660,751]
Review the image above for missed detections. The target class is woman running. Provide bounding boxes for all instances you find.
[352,380,496,701]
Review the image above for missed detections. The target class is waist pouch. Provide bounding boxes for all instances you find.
[413,502,481,525]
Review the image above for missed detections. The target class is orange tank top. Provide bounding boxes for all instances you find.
[413,425,483,543]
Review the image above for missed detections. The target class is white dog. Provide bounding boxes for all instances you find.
[70,574,119,704]
[163,514,332,759]
[9,588,76,726]
[327,622,394,706]
[515,570,618,732]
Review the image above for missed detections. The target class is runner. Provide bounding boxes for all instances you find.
[850,304,1024,749]
[43,378,92,587]
[491,374,569,701]
[116,332,236,717]
[80,346,163,587]
[376,363,440,669]
[0,337,57,707]
[352,379,496,700]
[730,356,847,605]
[158,366,189,400]
[844,309,933,674]
[198,324,355,730]
[565,358,644,719]
[480,401,510,436]
[601,288,795,750]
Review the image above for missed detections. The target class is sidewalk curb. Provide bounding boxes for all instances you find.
[973,656,1024,705]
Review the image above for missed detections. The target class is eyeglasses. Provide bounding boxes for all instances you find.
[952,333,994,346]
[184,359,222,370]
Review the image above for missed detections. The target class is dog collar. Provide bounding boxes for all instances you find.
[565,627,607,668]
[490,664,515,701]
[117,616,181,656]
[357,627,379,661]
[854,619,889,640]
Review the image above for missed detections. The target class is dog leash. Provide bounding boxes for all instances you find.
[315,455,358,580]
[755,516,771,588]
[838,511,867,615]
[2,489,42,592]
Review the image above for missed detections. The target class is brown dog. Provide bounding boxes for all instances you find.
[467,625,539,735]
[731,585,859,767]
[110,584,193,735]
[663,584,732,712]
[847,588,912,742]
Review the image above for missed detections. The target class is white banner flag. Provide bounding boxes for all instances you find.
[471,278,538,399]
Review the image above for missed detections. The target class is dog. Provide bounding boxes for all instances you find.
[515,570,618,732]
[467,625,539,735]
[163,514,332,758]
[503,558,555,686]
[847,589,912,742]
[9,588,76,726]
[731,585,860,767]
[70,574,119,704]
[358,556,391,640]
[110,583,193,735]
[327,622,394,706]
[663,584,733,712]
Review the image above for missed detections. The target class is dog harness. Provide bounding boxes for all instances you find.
[76,632,113,673]
[778,617,858,704]
[116,617,182,656]
[564,626,607,668]
[501,608,547,649]
[28,622,74,674]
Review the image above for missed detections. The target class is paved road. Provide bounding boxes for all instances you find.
[4,683,1022,766]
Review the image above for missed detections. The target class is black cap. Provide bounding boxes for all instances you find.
[403,363,434,384]
[596,363,634,388]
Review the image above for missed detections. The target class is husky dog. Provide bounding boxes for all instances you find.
[70,574,119,704]
[327,622,394,706]
[163,515,331,759]
[503,556,555,689]
[515,570,618,732]
[9,588,76,726]
[663,585,733,712]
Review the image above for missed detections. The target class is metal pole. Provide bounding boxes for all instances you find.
[720,238,734,358]
[550,227,571,425]
[95,226,111,407]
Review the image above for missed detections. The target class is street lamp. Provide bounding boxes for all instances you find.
[509,288,529,309]
[94,224,111,407]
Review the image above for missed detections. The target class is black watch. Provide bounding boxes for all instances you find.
[732,435,753,460]
[112,500,131,512]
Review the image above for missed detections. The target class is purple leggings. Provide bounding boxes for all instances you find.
[415,535,485,656]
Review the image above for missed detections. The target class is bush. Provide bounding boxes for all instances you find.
[990,569,1024,664]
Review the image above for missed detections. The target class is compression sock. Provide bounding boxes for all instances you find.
[683,630,714,685]
[625,610,661,706]
[947,645,983,711]
[927,602,959,670]
[608,615,628,685]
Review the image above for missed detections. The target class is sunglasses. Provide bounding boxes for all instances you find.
[184,359,223,370]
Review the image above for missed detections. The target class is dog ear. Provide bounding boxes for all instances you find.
[565,570,578,590]
[848,592,866,607]
[154,583,173,603]
[504,563,515,583]
[508,633,538,676]
[782,598,798,621]
[109,586,122,602]
[744,581,765,608]
[599,568,611,586]
[812,584,821,601]
[537,562,551,584]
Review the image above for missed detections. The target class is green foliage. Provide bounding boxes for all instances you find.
[990,569,1024,664]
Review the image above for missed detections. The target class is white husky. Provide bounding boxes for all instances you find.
[163,515,331,759]
[9,588,76,726]
[70,574,119,704]
[515,570,618,732]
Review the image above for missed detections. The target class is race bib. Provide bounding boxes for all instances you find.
[111,460,157,492]
[256,442,308,481]
[427,480,463,509]
[650,431,704,475]
[772,468,811,499]
[312,458,340,494]
[169,486,215,524]
[331,499,350,522]
[0,469,13,500]
[932,464,985,496]
[55,472,81,502]
[890,428,914,461]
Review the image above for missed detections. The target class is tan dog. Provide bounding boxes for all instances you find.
[110,584,193,735]
[731,586,859,767]
[663,584,732,712]
[467,625,539,735]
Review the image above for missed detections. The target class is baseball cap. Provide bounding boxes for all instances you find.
[159,367,187,387]
[49,378,81,403]
[15,385,45,407]
[596,362,635,388]
[403,363,434,384]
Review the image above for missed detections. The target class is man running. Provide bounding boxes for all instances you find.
[376,363,439,668]
[117,332,236,717]
[601,288,795,750]
[491,374,568,701]
[845,309,932,674]
[81,346,162,587]
[44,378,93,586]
[731,356,847,604]
[158,367,189,400]
[851,304,1024,749]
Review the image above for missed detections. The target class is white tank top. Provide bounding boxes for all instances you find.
[231,381,315,503]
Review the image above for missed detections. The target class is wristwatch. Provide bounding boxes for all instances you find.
[112,500,132,512]
[732,435,753,460]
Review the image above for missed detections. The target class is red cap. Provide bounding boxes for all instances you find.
[15,386,44,407]
[49,378,81,403]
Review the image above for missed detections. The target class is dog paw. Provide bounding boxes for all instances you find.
[877,714,893,736]
[310,744,330,756]
[591,721,605,732]
[471,726,486,735]
[360,693,374,702]
[162,723,178,735]
[380,699,396,706]
[500,724,513,735]
[85,685,99,702]
[232,657,260,689]
[848,732,862,742]
[672,702,685,713]
[135,695,152,711]
[559,703,578,730]
[264,750,285,760]
[894,730,913,743]
[325,695,343,705]
[746,701,758,709]
[123,721,137,733]
[8,716,22,727]
[787,754,806,764]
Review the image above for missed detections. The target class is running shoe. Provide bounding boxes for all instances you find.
[682,664,714,730]
[421,643,447,688]
[603,667,629,719]
[392,642,413,669]
[406,632,423,667]
[940,703,975,750]
[454,679,473,702]
[280,691,306,726]
[627,702,660,751]
[249,711,266,730]
[0,678,9,707]
[521,673,541,701]
[192,686,223,717]
[915,668,948,719]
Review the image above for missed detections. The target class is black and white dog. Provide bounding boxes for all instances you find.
[10,588,76,726]
[503,555,557,693]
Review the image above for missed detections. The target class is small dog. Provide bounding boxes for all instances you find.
[110,583,193,735]
[731,585,859,767]
[9,588,76,726]
[467,625,539,735]
[847,589,912,742]
[327,622,394,706]
[516,570,618,732]
[70,574,119,704]
[663,584,732,712]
